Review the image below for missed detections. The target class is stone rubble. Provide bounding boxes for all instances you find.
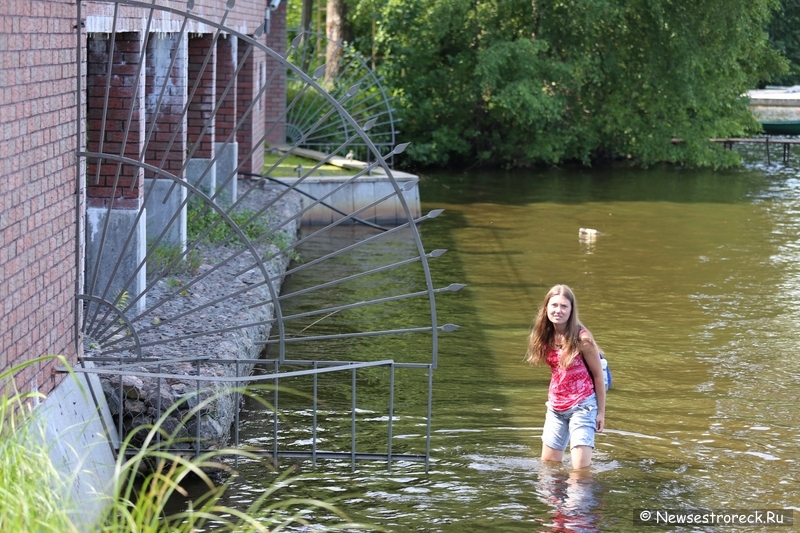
[96,181,302,451]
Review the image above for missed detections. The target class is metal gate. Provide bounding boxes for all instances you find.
[69,0,460,471]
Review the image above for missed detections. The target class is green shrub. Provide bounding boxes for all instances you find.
[187,198,301,262]
[146,241,203,279]
[187,198,271,245]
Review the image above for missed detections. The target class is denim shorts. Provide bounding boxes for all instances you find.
[541,393,598,451]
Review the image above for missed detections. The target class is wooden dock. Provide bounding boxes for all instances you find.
[672,136,800,164]
[710,137,800,164]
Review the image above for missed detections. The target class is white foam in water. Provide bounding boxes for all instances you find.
[744,450,780,461]
[401,487,430,494]
[604,429,664,440]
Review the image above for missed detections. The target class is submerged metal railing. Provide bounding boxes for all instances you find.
[68,356,435,471]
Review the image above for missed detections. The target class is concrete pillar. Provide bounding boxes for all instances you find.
[187,34,217,196]
[236,35,267,174]
[144,32,188,249]
[86,32,147,314]
[215,35,238,205]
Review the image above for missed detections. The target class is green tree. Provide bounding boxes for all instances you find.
[345,0,785,168]
[767,0,800,86]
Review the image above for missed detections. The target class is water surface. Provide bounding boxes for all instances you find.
[204,159,800,531]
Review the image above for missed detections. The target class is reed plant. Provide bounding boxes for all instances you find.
[99,383,364,532]
[1,357,371,532]
[0,356,82,533]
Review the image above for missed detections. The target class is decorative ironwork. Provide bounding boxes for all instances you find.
[71,0,459,470]
[285,29,398,165]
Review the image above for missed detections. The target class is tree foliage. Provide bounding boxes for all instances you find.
[767,0,800,86]
[341,0,785,168]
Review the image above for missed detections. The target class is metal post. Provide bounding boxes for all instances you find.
[156,363,162,446]
[387,362,395,471]
[351,366,357,472]
[117,357,123,448]
[273,359,279,469]
[234,360,241,468]
[312,361,318,468]
[766,136,771,166]
[195,358,201,458]
[425,365,433,473]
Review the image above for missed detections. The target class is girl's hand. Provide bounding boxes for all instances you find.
[596,411,604,432]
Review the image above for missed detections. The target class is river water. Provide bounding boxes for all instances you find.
[200,155,800,531]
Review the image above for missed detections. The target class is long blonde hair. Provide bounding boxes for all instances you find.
[525,284,584,369]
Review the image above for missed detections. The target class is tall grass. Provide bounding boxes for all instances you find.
[99,384,363,533]
[0,358,371,532]
[0,356,81,533]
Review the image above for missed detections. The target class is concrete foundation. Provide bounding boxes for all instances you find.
[272,146,421,225]
[277,174,421,226]
[748,88,800,122]
[144,178,187,249]
[33,362,119,530]
[186,158,217,199]
[214,141,239,205]
[86,207,147,315]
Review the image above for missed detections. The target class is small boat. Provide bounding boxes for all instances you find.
[748,86,800,135]
[758,120,800,135]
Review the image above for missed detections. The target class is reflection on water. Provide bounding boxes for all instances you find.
[535,467,602,533]
[180,155,800,531]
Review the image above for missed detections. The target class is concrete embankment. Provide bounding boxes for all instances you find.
[35,181,302,527]
[94,181,302,451]
[272,145,420,226]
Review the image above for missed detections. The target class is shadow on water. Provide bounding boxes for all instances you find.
[171,148,800,531]
[420,165,770,205]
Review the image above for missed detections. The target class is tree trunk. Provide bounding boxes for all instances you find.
[324,0,352,86]
[299,0,314,71]
[301,0,314,33]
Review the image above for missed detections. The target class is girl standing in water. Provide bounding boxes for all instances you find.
[526,284,606,469]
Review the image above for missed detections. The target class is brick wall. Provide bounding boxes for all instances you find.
[0,0,287,398]
[188,34,217,159]
[86,32,145,210]
[145,33,187,179]
[0,0,79,396]
[216,36,238,143]
[264,3,287,147]
[236,36,267,174]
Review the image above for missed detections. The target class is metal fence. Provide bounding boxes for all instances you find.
[73,356,434,471]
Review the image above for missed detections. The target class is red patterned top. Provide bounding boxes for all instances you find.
[546,332,594,411]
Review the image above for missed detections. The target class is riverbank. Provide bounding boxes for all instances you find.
[94,181,302,451]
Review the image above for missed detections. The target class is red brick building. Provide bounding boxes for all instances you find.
[0,0,287,398]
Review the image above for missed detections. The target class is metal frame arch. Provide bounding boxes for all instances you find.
[76,152,287,360]
[77,0,441,367]
[70,0,462,472]
[283,29,398,162]
[77,294,144,361]
[230,17,441,365]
